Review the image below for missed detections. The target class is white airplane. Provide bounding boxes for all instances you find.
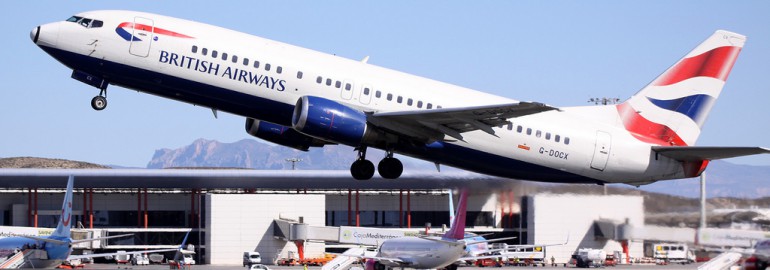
[31,11,770,183]
[738,240,770,270]
[0,176,185,268]
[339,189,498,270]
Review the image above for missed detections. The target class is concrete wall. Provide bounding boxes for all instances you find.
[205,194,325,265]
[528,194,644,264]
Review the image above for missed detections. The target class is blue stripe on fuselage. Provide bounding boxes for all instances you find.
[39,46,599,184]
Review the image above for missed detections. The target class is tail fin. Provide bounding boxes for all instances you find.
[617,30,745,146]
[448,189,455,226]
[442,189,468,241]
[52,175,73,238]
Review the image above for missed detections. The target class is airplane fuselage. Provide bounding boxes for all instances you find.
[377,237,465,269]
[32,10,721,184]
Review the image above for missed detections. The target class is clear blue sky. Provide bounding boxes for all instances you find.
[3,1,770,168]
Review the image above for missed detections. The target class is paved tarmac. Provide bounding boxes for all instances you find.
[79,263,706,270]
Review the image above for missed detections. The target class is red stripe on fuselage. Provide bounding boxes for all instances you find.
[616,102,687,146]
[117,22,194,39]
[653,46,741,86]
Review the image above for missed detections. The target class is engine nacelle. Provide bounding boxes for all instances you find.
[292,96,377,146]
[245,118,328,151]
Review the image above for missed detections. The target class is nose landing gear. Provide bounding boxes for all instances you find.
[90,88,108,111]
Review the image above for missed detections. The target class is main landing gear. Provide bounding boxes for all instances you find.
[350,147,403,180]
[90,88,108,111]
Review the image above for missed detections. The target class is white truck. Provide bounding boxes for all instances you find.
[575,248,606,268]
[653,243,695,264]
[243,251,262,266]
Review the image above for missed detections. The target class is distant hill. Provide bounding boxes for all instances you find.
[0,157,109,169]
[146,138,770,198]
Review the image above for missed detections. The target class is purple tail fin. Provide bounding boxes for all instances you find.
[443,189,468,240]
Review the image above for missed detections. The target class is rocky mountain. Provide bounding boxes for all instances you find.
[147,138,770,198]
[146,138,437,170]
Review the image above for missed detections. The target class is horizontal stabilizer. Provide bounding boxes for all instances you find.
[651,146,770,161]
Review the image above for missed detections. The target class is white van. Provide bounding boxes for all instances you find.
[243,251,261,266]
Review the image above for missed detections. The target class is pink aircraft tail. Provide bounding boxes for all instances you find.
[442,189,468,241]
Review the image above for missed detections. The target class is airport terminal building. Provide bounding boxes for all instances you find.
[0,169,646,265]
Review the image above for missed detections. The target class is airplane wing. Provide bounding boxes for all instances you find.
[369,102,558,141]
[330,252,408,265]
[651,146,770,161]
[464,236,518,246]
[14,235,67,245]
[68,248,180,260]
[70,233,133,244]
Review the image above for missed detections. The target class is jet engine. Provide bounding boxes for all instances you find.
[245,118,329,151]
[291,96,379,146]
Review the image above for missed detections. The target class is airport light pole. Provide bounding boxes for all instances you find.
[286,158,302,170]
[588,97,621,195]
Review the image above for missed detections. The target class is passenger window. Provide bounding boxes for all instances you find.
[232,55,238,63]
[526,128,532,135]
[364,88,370,95]
[91,20,103,28]
[555,135,561,142]
[222,52,228,61]
[545,132,551,140]
[427,103,433,109]
[407,98,413,106]
[517,126,523,133]
[265,63,271,71]
[397,96,403,103]
[297,71,303,79]
[326,79,332,86]
[243,58,249,66]
[387,93,393,101]
[192,45,198,53]
[202,48,208,56]
[507,123,513,130]
[375,90,381,98]
[253,61,260,68]
[345,83,352,90]
[565,137,570,145]
[212,50,218,58]
[536,130,542,138]
[316,76,322,84]
[417,101,423,108]
[335,81,341,88]
[277,66,283,74]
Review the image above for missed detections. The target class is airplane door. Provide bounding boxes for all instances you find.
[590,131,612,171]
[129,17,154,57]
[341,80,355,100]
[359,85,372,105]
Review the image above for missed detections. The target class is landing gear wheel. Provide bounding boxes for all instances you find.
[378,157,403,179]
[91,96,107,111]
[351,159,375,180]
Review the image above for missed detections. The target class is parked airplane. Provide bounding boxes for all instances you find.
[739,240,770,270]
[0,176,185,268]
[30,11,769,182]
[339,189,484,270]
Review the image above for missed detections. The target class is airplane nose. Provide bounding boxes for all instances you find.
[31,26,40,44]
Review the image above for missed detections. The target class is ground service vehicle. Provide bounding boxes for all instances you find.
[244,251,262,266]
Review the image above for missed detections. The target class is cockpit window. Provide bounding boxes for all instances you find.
[66,16,82,23]
[65,15,103,28]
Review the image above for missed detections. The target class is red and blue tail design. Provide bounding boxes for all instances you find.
[442,189,468,241]
[115,22,193,42]
[617,30,745,146]
[51,175,74,239]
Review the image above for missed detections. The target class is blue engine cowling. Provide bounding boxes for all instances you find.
[292,96,374,146]
[245,118,329,151]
